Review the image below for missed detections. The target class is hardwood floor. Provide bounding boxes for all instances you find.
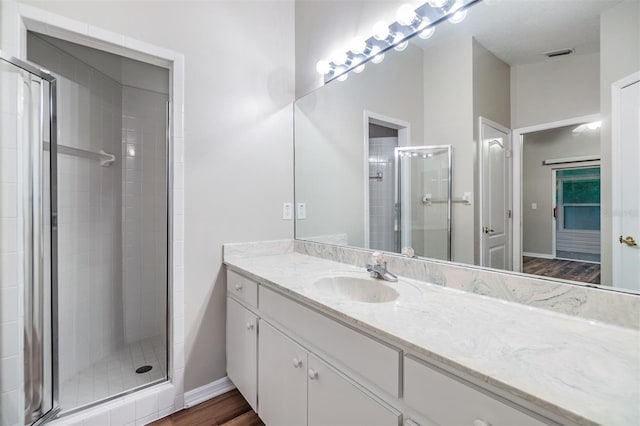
[150,389,264,426]
[522,256,601,284]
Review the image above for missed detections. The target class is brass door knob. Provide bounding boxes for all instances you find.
[619,236,638,246]
[483,226,494,234]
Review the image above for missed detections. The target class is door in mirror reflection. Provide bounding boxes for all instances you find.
[394,146,452,260]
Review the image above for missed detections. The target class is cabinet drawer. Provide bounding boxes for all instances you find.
[260,286,401,398]
[227,270,258,308]
[404,356,545,426]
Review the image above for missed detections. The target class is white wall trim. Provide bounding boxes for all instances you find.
[184,376,236,408]
[522,252,554,260]
[512,113,600,273]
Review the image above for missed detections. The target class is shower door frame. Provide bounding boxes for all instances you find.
[0,51,60,426]
[394,145,453,260]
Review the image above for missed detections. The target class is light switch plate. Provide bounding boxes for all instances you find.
[282,202,293,220]
[296,203,306,219]
[531,203,537,210]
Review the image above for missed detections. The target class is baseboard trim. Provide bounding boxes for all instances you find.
[523,252,554,260]
[184,376,236,408]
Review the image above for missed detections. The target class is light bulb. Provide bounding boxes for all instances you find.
[315,60,331,75]
[331,51,348,66]
[370,46,385,64]
[448,0,467,24]
[373,20,390,41]
[428,0,448,8]
[396,4,417,26]
[350,38,367,55]
[337,73,349,82]
[419,26,435,39]
[353,64,366,73]
[417,19,436,39]
[587,121,602,130]
[393,33,408,51]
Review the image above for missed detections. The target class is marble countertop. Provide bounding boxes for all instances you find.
[225,252,640,426]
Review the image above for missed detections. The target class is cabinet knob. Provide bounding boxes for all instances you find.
[235,284,243,291]
[292,358,303,368]
[473,419,491,426]
[246,322,254,331]
[308,368,318,380]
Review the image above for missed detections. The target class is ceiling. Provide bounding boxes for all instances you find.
[411,0,624,65]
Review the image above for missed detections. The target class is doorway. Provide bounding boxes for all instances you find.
[517,118,602,284]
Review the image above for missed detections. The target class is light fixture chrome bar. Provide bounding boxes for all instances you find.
[43,142,116,166]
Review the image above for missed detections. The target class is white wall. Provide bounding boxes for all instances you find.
[511,53,600,129]
[600,0,640,285]
[295,44,424,247]
[423,37,474,264]
[522,125,600,256]
[13,0,295,393]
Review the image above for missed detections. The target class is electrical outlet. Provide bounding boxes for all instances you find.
[296,203,306,219]
[282,202,293,220]
[531,203,537,210]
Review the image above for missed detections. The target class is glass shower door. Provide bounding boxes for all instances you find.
[0,55,57,426]
[395,145,452,260]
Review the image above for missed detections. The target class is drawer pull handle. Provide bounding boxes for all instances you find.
[292,358,303,368]
[308,368,318,380]
[246,322,254,331]
[473,419,491,426]
[235,284,243,291]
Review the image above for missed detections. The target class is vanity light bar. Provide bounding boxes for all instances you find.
[316,0,479,83]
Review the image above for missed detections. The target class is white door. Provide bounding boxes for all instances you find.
[307,354,399,426]
[258,321,307,426]
[480,118,512,270]
[226,298,258,411]
[613,77,640,291]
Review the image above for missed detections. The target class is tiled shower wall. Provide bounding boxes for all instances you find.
[0,61,24,426]
[27,34,125,384]
[369,137,397,253]
[122,86,168,344]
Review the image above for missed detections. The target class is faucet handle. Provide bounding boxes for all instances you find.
[371,251,385,265]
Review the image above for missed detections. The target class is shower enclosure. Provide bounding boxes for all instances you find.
[0,30,170,425]
[395,145,452,260]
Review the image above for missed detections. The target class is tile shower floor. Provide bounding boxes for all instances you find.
[60,335,167,411]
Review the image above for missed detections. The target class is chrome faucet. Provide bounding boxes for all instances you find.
[366,252,398,282]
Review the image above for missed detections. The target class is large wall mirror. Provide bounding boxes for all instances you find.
[294,0,640,293]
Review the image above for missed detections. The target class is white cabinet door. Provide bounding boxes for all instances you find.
[307,354,400,426]
[226,297,258,411]
[258,321,307,426]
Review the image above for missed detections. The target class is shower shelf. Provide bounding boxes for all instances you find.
[44,142,116,167]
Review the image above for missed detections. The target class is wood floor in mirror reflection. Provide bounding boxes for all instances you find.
[522,256,601,284]
[150,389,263,426]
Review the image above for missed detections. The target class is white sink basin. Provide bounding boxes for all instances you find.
[313,276,399,303]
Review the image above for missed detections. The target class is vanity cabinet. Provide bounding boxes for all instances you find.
[226,297,258,411]
[259,320,400,426]
[403,356,545,426]
[227,268,552,426]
